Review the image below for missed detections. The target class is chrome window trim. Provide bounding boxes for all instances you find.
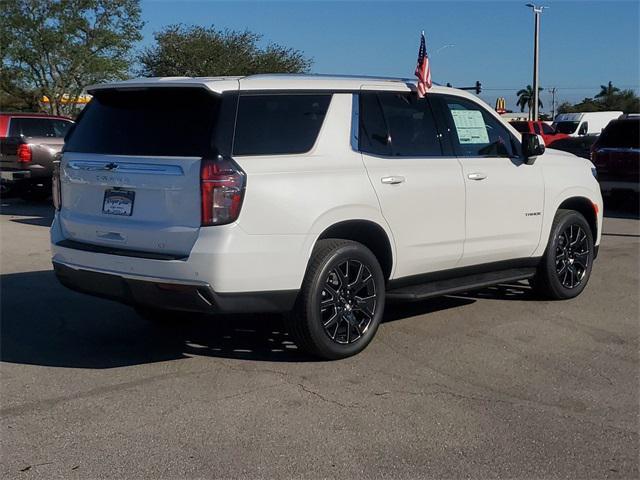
[66,160,184,176]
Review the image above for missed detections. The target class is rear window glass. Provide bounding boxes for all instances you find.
[233,94,331,156]
[65,88,220,156]
[8,117,72,138]
[598,120,639,148]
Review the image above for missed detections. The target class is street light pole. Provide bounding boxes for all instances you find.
[548,87,557,120]
[526,4,547,121]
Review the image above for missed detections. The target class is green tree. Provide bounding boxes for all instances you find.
[0,0,143,116]
[139,25,312,77]
[595,81,622,109]
[516,85,544,119]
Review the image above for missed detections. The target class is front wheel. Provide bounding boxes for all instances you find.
[531,209,594,299]
[285,239,386,360]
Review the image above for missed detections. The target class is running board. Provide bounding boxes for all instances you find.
[385,267,536,301]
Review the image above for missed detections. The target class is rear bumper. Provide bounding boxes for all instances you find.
[53,260,297,313]
[0,170,30,183]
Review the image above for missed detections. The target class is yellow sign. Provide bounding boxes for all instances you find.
[495,97,507,113]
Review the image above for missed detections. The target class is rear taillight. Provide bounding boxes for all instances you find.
[52,162,61,210]
[200,157,246,226]
[17,144,32,163]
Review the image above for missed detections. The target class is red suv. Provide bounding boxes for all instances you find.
[510,120,568,146]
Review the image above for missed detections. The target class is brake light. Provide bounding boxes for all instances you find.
[17,144,31,163]
[200,157,246,226]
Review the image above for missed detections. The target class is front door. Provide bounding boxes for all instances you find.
[434,94,545,266]
[357,89,466,279]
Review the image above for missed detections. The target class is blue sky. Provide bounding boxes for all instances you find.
[140,0,640,114]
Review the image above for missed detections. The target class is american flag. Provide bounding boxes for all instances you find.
[415,32,432,97]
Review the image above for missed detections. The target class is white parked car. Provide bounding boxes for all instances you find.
[51,74,603,359]
[553,111,623,137]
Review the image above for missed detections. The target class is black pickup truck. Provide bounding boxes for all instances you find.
[0,113,74,200]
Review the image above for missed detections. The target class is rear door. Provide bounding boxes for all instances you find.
[358,88,465,278]
[433,94,544,266]
[59,86,237,257]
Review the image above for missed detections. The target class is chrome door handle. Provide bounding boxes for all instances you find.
[467,172,487,181]
[381,176,406,185]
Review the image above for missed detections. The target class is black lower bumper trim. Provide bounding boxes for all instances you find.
[53,262,298,314]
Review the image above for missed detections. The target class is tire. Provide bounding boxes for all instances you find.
[531,209,594,299]
[285,239,386,360]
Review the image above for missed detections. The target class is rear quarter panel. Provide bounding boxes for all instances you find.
[232,93,394,282]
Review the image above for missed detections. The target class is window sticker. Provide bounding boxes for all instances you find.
[450,110,490,144]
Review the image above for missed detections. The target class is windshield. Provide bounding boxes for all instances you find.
[65,88,221,156]
[553,121,580,134]
[598,120,640,149]
[8,117,72,138]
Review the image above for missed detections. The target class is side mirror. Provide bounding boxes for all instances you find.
[522,133,545,164]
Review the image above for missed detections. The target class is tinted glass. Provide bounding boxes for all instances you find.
[65,88,220,156]
[598,120,639,148]
[8,118,72,138]
[554,121,579,134]
[233,94,331,155]
[359,93,391,155]
[510,121,529,133]
[442,96,514,157]
[377,93,442,156]
[541,122,555,134]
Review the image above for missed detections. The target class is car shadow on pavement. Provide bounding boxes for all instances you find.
[1,269,479,369]
[0,198,54,227]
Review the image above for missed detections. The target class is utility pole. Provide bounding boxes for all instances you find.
[526,4,547,121]
[548,87,557,120]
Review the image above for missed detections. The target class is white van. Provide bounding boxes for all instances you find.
[553,111,623,137]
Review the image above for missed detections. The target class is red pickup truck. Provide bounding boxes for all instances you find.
[509,120,569,146]
[0,112,74,200]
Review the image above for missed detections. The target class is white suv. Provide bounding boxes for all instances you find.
[51,74,603,359]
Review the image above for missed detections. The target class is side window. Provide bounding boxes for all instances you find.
[359,93,391,155]
[441,95,515,158]
[377,92,442,156]
[233,94,331,156]
[533,122,542,134]
[541,122,555,135]
[578,122,588,135]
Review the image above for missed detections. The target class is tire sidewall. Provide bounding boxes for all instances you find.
[304,242,385,359]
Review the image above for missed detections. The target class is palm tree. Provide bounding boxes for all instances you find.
[595,81,620,99]
[516,85,544,120]
[595,81,621,109]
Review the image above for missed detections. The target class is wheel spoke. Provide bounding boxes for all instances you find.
[319,258,377,345]
[323,311,339,328]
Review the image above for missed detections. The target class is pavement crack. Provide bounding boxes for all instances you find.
[297,383,360,409]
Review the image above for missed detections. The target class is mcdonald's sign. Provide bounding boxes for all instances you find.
[495,97,507,114]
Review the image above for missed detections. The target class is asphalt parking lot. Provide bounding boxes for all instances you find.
[1,198,638,479]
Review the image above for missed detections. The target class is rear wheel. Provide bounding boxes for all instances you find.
[531,209,594,299]
[285,239,385,360]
